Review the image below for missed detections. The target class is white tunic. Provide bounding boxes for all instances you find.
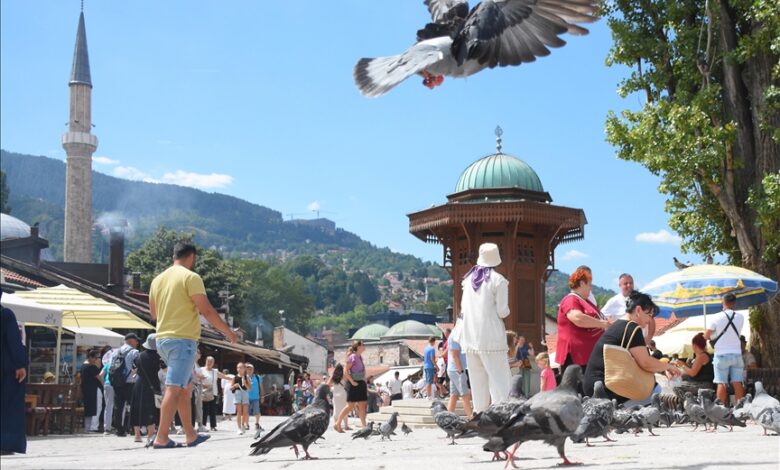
[456,271,510,353]
[221,377,236,414]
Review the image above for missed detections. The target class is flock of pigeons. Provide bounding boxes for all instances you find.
[248,370,779,465]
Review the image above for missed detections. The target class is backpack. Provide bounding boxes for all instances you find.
[108,349,129,388]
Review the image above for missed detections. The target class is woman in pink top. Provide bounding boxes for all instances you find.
[334,340,367,432]
[535,352,557,392]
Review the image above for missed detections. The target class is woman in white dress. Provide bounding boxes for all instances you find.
[328,364,351,431]
[221,369,236,419]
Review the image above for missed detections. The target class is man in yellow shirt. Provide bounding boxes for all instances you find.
[149,242,237,449]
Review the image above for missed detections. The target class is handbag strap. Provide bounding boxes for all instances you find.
[619,321,642,349]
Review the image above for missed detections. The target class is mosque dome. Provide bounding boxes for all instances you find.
[351,323,389,341]
[382,320,436,339]
[455,152,544,194]
[1,213,32,240]
[427,324,443,339]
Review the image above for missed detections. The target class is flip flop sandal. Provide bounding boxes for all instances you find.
[152,440,183,449]
[186,434,211,447]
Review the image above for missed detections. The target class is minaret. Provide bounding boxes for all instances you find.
[62,8,98,262]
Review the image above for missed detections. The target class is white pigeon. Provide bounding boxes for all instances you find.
[354,0,598,97]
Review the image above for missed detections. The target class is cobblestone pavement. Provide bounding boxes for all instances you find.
[2,417,778,469]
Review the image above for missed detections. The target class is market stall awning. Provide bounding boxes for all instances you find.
[14,284,153,329]
[1,292,62,327]
[64,326,124,347]
[200,337,301,371]
[373,365,422,386]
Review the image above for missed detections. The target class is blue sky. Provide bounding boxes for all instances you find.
[0,1,704,289]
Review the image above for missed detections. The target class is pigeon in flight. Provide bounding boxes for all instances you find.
[354,0,598,97]
[249,384,330,460]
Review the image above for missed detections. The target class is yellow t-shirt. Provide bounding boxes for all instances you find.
[150,265,206,340]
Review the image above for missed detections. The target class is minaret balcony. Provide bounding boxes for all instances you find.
[61,131,98,148]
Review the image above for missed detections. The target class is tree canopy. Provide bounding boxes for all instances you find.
[604,0,779,364]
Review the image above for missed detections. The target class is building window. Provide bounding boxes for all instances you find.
[379,356,383,364]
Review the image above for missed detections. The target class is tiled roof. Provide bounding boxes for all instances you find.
[1,267,46,288]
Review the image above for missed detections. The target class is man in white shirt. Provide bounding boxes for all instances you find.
[601,273,656,345]
[401,378,414,400]
[388,371,403,402]
[704,293,745,404]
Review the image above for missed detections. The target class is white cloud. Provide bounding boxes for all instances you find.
[561,249,588,261]
[635,229,681,245]
[307,201,321,212]
[113,166,158,183]
[161,170,233,189]
[93,156,119,165]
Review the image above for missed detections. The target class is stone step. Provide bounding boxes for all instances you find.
[366,398,469,429]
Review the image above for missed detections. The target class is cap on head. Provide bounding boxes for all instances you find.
[125,332,141,343]
[476,243,502,267]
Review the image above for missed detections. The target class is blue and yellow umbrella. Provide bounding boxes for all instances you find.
[642,264,778,318]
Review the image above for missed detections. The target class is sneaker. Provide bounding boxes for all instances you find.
[210,427,217,432]
[255,423,260,430]
[237,429,244,435]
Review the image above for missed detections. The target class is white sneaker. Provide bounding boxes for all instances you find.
[238,429,244,435]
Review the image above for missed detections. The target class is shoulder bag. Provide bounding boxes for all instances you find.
[603,321,655,400]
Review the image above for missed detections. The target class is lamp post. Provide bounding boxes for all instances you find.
[279,310,286,328]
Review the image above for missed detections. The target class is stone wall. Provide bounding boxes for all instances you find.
[333,341,409,368]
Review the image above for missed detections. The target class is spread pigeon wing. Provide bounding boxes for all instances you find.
[453,0,597,68]
[354,40,449,97]
[424,0,470,23]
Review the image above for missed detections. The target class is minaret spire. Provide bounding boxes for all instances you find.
[62,7,98,262]
[495,125,503,153]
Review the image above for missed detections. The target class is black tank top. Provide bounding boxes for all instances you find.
[687,352,714,383]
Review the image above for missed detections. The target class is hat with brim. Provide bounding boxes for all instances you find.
[142,333,157,350]
[43,371,55,381]
[476,243,502,267]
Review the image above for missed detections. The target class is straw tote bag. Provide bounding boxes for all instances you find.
[603,321,655,400]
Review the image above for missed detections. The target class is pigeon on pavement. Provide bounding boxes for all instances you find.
[351,422,376,440]
[354,0,598,97]
[249,384,331,460]
[627,394,662,436]
[484,365,584,469]
[430,400,470,445]
[757,406,780,435]
[683,392,710,431]
[379,412,400,441]
[401,422,413,436]
[698,389,746,432]
[749,381,780,435]
[571,381,616,445]
[463,375,526,459]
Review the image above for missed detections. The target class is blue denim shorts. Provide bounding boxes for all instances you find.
[713,353,744,384]
[234,389,249,405]
[248,398,261,415]
[424,368,436,385]
[157,338,197,388]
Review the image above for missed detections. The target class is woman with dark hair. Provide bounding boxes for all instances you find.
[130,334,161,443]
[334,340,367,432]
[328,364,351,431]
[556,267,610,375]
[672,332,715,398]
[583,291,681,403]
[81,349,104,432]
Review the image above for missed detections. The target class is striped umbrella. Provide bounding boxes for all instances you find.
[642,264,778,319]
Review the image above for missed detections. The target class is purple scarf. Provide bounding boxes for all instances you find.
[464,265,492,291]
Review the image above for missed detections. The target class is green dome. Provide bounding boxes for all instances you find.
[382,320,435,339]
[427,324,443,339]
[352,323,389,341]
[455,153,544,193]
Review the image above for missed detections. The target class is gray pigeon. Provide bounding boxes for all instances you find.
[484,365,584,468]
[379,412,400,441]
[401,422,413,436]
[571,381,616,445]
[757,406,780,435]
[351,422,375,440]
[698,389,746,432]
[249,384,331,460]
[627,394,662,436]
[683,391,709,431]
[462,375,527,460]
[732,394,752,423]
[749,381,780,434]
[353,0,598,97]
[611,405,639,434]
[430,400,470,445]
